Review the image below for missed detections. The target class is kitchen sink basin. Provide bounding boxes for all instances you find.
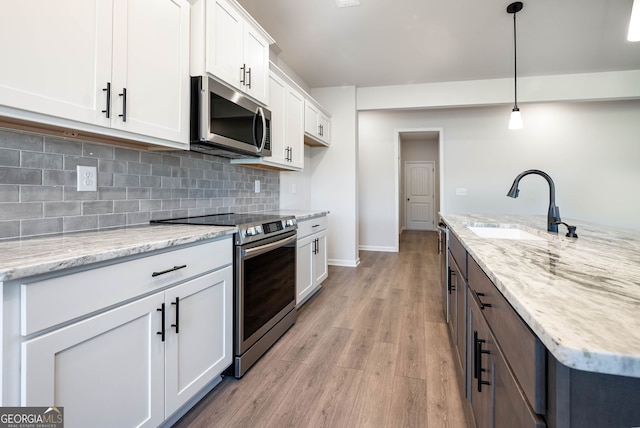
[467,225,545,241]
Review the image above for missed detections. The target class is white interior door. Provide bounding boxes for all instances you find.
[405,161,435,231]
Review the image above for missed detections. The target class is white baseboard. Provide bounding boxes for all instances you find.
[328,258,360,267]
[358,245,398,253]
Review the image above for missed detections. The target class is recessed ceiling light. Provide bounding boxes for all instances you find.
[336,0,360,8]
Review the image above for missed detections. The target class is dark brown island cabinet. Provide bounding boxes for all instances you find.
[445,231,640,428]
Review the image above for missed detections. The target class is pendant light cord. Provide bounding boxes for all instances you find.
[513,10,518,109]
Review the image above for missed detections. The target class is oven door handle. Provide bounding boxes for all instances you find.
[241,234,297,259]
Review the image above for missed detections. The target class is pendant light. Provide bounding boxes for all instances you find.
[507,2,524,130]
[630,0,640,41]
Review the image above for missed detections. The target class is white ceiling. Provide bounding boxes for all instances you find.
[236,0,640,88]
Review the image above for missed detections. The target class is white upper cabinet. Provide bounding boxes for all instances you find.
[304,99,331,146]
[110,0,191,145]
[232,64,304,171]
[0,1,113,127]
[192,0,273,105]
[0,0,191,148]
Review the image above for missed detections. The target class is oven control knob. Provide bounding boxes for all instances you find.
[245,226,257,236]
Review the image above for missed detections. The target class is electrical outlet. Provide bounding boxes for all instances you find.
[77,166,97,192]
[291,184,297,194]
[254,180,260,193]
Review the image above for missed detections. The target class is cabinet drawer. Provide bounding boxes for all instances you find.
[493,331,546,428]
[468,256,546,414]
[449,232,467,279]
[21,238,232,336]
[297,215,327,238]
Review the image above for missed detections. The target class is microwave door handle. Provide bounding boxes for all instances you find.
[255,107,267,152]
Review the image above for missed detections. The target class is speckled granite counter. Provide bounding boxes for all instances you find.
[266,209,329,221]
[0,224,236,282]
[440,213,640,378]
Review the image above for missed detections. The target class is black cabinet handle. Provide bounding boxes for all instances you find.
[171,297,180,334]
[102,82,111,118]
[473,331,480,379]
[475,291,492,310]
[157,303,165,342]
[474,330,491,392]
[152,264,187,277]
[240,64,246,86]
[449,269,456,293]
[119,88,127,122]
[246,67,252,89]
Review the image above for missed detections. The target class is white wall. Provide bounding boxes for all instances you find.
[359,100,640,250]
[281,86,359,266]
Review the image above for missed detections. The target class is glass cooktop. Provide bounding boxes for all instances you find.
[151,213,287,227]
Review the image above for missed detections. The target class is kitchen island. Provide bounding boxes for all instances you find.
[440,213,640,428]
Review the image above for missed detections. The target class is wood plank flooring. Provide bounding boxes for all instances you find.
[173,230,467,428]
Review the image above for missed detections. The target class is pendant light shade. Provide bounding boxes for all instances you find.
[509,108,523,130]
[507,2,523,130]
[629,0,640,41]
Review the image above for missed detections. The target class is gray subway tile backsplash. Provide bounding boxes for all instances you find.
[0,127,279,240]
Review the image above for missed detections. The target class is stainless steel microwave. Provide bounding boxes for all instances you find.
[190,76,271,159]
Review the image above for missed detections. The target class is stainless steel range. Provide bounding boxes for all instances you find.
[152,213,297,377]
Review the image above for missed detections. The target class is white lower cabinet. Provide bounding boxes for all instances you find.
[22,293,166,428]
[296,216,328,306]
[17,239,233,428]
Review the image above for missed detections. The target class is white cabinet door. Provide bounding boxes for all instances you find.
[206,0,244,91]
[0,0,113,126]
[304,100,331,146]
[243,25,270,105]
[317,112,330,145]
[313,230,329,285]
[111,0,190,144]
[267,74,287,165]
[296,234,315,305]
[21,293,165,428]
[304,101,320,137]
[164,266,233,417]
[286,85,305,169]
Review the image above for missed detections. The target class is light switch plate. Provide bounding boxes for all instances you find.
[254,180,260,193]
[455,187,467,196]
[77,166,97,192]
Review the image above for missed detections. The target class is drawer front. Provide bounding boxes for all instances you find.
[449,232,467,279]
[21,238,232,336]
[468,256,546,415]
[297,215,327,238]
[493,331,546,428]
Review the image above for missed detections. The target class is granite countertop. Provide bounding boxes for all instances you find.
[0,224,236,282]
[440,213,640,378]
[266,209,329,221]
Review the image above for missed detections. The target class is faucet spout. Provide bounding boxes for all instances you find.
[506,169,561,233]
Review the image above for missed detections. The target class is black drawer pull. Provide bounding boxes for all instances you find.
[171,297,180,334]
[475,291,492,309]
[102,82,111,118]
[152,264,187,277]
[474,330,491,392]
[449,269,456,293]
[157,303,165,342]
[118,87,127,122]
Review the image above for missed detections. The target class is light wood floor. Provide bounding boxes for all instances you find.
[173,230,467,428]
